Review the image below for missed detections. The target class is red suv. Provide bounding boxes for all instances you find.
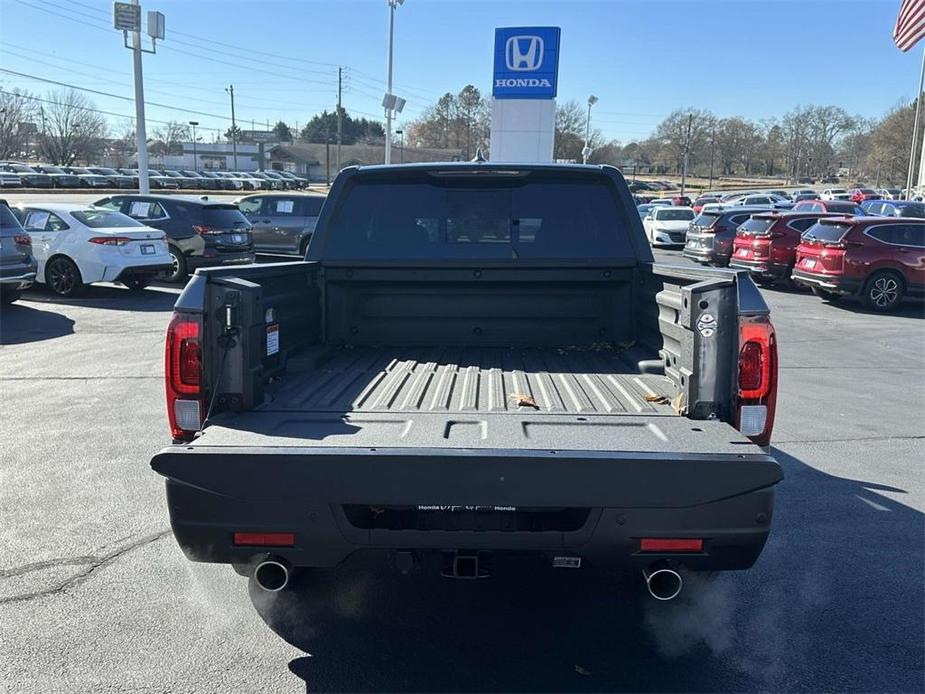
[849,188,879,204]
[791,217,925,311]
[793,199,865,215]
[728,211,840,286]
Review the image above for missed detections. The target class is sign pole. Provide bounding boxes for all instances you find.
[130,0,149,194]
[905,43,925,198]
[384,1,396,164]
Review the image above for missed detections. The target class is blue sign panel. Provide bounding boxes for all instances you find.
[492,26,560,99]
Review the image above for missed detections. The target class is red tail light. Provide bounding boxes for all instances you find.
[640,538,704,552]
[89,236,131,246]
[703,224,725,235]
[233,532,295,547]
[192,225,215,235]
[13,234,31,246]
[737,315,778,447]
[165,311,203,440]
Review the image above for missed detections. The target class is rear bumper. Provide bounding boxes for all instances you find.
[113,263,173,282]
[187,249,255,270]
[791,270,861,295]
[683,246,727,265]
[729,258,790,279]
[151,447,782,572]
[0,264,37,289]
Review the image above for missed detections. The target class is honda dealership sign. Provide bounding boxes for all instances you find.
[492,27,560,99]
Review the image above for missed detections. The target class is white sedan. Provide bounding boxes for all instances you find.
[14,203,172,296]
[642,206,696,247]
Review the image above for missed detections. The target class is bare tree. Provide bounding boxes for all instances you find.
[150,120,191,158]
[0,89,38,159]
[37,89,107,165]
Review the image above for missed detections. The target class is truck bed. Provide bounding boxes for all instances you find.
[196,345,758,454]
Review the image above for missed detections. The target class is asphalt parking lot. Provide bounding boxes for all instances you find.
[1,246,923,693]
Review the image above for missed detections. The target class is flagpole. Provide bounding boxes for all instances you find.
[905,42,925,198]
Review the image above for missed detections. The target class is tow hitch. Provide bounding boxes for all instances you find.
[441,551,492,579]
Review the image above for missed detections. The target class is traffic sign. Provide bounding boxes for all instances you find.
[113,2,141,32]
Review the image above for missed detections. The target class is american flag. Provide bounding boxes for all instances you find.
[895,0,925,51]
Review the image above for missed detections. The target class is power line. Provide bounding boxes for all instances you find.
[0,88,223,132]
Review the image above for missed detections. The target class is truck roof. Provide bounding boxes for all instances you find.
[348,161,615,175]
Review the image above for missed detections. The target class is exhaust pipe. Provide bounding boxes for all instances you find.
[253,557,292,592]
[643,563,683,601]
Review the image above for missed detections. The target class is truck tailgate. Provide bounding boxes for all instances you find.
[151,417,780,509]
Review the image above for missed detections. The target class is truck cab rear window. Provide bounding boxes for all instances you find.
[321,174,634,260]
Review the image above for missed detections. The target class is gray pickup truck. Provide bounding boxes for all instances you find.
[151,163,782,601]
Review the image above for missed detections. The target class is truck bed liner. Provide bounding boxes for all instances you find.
[265,345,678,415]
[195,346,759,454]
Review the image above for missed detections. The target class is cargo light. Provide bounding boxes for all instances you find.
[233,532,296,547]
[736,315,778,447]
[640,538,704,552]
[165,311,203,441]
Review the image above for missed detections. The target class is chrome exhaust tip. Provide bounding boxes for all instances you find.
[643,564,683,601]
[253,557,291,592]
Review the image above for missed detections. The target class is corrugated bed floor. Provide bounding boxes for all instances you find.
[264,346,679,416]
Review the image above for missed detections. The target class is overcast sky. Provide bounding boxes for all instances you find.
[0,0,919,143]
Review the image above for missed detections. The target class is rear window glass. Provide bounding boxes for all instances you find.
[654,208,694,221]
[692,212,722,227]
[899,203,925,217]
[0,204,23,230]
[72,210,144,228]
[738,217,776,234]
[825,202,863,214]
[804,221,852,243]
[202,206,250,227]
[321,173,634,261]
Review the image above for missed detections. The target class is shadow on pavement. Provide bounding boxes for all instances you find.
[245,448,923,692]
[0,302,75,344]
[818,296,925,319]
[21,282,180,312]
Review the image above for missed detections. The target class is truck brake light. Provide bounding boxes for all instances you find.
[737,315,777,447]
[165,311,203,440]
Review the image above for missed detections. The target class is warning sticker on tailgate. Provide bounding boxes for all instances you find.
[266,323,279,356]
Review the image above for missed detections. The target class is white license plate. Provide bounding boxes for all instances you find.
[737,248,749,257]
[804,258,816,268]
[141,244,156,255]
[231,234,244,243]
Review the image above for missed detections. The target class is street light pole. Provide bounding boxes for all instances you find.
[396,129,404,163]
[226,85,238,170]
[680,113,692,197]
[384,0,403,164]
[130,0,149,193]
[582,95,598,165]
[708,126,716,190]
[189,121,198,170]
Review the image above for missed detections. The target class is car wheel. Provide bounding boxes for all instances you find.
[122,278,150,291]
[810,287,840,301]
[862,271,904,312]
[1,290,21,305]
[164,247,188,283]
[45,256,83,297]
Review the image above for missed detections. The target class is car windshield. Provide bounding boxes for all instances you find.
[803,220,852,242]
[826,202,863,214]
[899,203,925,217]
[70,168,91,174]
[9,164,37,172]
[71,209,145,228]
[93,168,119,175]
[654,208,694,221]
[42,166,66,174]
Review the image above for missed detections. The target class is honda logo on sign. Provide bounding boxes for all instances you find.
[505,36,544,71]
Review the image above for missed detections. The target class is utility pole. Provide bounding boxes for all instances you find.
[383,0,404,164]
[226,85,238,170]
[189,121,198,170]
[130,0,149,193]
[325,122,331,185]
[708,126,716,190]
[680,113,692,196]
[582,95,598,165]
[336,66,343,171]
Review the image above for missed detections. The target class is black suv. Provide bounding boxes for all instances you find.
[93,194,255,282]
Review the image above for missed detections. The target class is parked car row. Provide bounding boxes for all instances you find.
[0,190,328,301]
[0,161,309,190]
